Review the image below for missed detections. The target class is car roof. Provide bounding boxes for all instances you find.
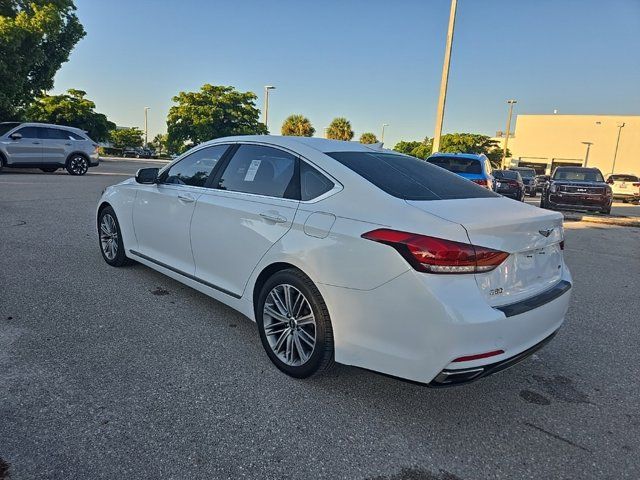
[554,166,599,170]
[202,135,380,154]
[7,122,86,134]
[427,152,487,161]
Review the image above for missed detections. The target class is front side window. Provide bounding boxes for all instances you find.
[163,144,229,187]
[15,127,41,139]
[328,151,497,201]
[217,145,297,198]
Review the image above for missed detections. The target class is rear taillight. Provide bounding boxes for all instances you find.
[453,349,504,362]
[361,229,509,274]
[471,179,489,188]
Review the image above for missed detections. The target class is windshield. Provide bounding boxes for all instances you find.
[553,168,604,182]
[511,168,535,178]
[326,151,497,201]
[426,156,482,174]
[0,122,20,136]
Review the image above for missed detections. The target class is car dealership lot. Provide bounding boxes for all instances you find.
[1,160,639,480]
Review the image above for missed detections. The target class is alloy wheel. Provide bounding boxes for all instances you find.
[263,284,316,366]
[69,156,88,175]
[100,213,119,260]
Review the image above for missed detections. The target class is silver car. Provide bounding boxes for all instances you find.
[0,122,99,175]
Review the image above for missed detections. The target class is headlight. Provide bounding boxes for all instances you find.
[550,184,557,193]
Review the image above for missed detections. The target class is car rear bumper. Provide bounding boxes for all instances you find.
[321,266,572,385]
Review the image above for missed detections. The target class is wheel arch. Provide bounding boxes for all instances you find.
[66,150,90,165]
[252,262,306,319]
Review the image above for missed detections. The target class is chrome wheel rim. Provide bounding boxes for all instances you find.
[263,284,316,366]
[100,214,118,260]
[70,156,88,175]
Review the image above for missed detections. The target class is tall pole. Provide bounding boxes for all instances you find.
[502,99,517,169]
[381,123,389,143]
[431,0,457,153]
[610,123,625,174]
[582,141,593,166]
[263,85,275,132]
[144,107,150,146]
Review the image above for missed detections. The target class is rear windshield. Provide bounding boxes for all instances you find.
[553,168,604,182]
[0,122,20,136]
[326,151,498,201]
[510,168,535,178]
[609,174,638,182]
[495,170,519,180]
[426,155,482,174]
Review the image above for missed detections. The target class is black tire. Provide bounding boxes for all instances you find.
[529,191,537,198]
[98,206,132,267]
[600,206,612,215]
[40,167,58,173]
[256,269,334,378]
[66,154,89,175]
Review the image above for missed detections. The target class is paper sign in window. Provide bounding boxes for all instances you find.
[244,160,262,182]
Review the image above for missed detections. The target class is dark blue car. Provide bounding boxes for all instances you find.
[426,153,495,190]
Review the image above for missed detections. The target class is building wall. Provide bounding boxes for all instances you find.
[508,114,640,176]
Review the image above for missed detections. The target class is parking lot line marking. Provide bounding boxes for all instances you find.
[523,422,591,453]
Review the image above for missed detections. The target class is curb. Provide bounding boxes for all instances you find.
[99,156,171,164]
[563,212,640,228]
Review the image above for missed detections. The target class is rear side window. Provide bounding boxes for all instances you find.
[217,145,297,198]
[163,144,229,187]
[327,151,498,201]
[44,128,72,140]
[426,156,482,174]
[300,162,334,200]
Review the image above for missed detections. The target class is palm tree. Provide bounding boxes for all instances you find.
[281,114,315,137]
[326,117,354,141]
[359,132,378,144]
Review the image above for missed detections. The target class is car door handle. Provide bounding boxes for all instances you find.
[259,212,287,223]
[32,141,40,144]
[65,143,72,146]
[177,193,195,203]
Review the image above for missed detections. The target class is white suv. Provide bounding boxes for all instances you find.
[606,174,640,203]
[0,122,100,175]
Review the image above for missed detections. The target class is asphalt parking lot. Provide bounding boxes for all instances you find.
[1,160,639,480]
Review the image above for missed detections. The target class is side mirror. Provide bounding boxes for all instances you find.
[9,132,22,140]
[135,167,159,184]
[606,178,614,184]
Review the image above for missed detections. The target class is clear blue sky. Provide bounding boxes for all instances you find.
[52,0,640,147]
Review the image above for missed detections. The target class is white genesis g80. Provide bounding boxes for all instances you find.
[97,136,572,386]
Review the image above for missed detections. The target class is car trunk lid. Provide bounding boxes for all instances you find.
[406,197,565,307]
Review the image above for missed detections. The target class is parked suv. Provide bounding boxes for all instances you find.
[509,167,537,197]
[426,152,494,189]
[606,174,640,203]
[541,167,612,214]
[0,122,99,175]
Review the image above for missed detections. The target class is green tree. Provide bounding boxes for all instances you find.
[150,133,168,154]
[0,1,85,120]
[281,114,315,137]
[393,137,432,159]
[439,133,502,167]
[109,127,143,149]
[25,89,115,141]
[166,84,268,153]
[359,132,378,144]
[326,117,354,141]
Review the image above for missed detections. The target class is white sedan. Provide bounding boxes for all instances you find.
[97,136,572,386]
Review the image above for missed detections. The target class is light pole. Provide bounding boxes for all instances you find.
[263,85,275,132]
[144,107,150,146]
[581,141,593,167]
[381,123,389,143]
[432,0,458,153]
[502,99,517,169]
[610,123,625,175]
